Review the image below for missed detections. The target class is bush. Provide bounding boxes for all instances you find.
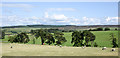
[104,27,110,31]
[96,28,103,31]
[115,28,117,30]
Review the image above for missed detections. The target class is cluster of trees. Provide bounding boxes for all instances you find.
[0,30,5,39]
[31,29,67,45]
[6,28,118,48]
[8,32,30,43]
[71,30,97,47]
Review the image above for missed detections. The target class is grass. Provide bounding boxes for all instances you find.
[1,43,118,56]
[91,31,118,47]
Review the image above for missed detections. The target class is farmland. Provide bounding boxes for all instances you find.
[0,25,119,56]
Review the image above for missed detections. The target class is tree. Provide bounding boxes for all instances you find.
[104,27,110,31]
[115,28,117,30]
[8,35,17,43]
[96,28,103,31]
[31,29,55,45]
[0,30,5,39]
[44,32,55,45]
[110,33,118,48]
[83,30,96,47]
[71,31,84,47]
[8,32,30,43]
[54,31,67,45]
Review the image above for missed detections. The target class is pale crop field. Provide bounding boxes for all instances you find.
[2,43,118,56]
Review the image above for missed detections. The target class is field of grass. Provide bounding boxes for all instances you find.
[1,43,118,56]
[1,31,118,48]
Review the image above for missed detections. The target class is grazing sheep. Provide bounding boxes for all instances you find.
[56,45,58,46]
[102,47,106,50]
[111,48,115,51]
[59,45,62,47]
[82,46,86,49]
[11,46,12,48]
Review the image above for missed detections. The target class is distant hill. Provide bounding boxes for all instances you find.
[1,25,118,30]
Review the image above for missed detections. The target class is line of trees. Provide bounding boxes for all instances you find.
[89,27,110,31]
[6,28,118,48]
[89,27,118,31]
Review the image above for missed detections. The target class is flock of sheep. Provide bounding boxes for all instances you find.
[102,47,115,51]
[57,45,116,51]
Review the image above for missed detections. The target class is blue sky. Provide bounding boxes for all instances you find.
[1,2,118,26]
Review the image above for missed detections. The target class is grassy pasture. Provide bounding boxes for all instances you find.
[1,43,118,56]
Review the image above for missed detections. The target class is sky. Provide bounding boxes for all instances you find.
[0,2,118,26]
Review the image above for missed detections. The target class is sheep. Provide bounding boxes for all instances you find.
[56,45,58,46]
[102,47,106,50]
[11,46,12,48]
[111,48,115,51]
[59,45,62,47]
[82,46,86,49]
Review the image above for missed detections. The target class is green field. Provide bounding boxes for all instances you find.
[1,31,118,48]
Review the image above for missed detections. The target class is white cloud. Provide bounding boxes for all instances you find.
[44,12,49,18]
[0,4,33,8]
[47,8,76,11]
[1,15,42,26]
[1,14,118,26]
[31,16,40,19]
[51,14,67,20]
[106,17,118,22]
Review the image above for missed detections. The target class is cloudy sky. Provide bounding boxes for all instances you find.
[1,2,118,26]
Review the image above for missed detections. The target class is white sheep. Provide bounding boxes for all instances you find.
[102,47,106,50]
[59,45,62,47]
[111,48,115,51]
[82,46,86,49]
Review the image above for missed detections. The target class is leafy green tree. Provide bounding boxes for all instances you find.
[8,32,30,43]
[82,30,96,47]
[71,31,84,47]
[110,33,118,48]
[31,29,55,45]
[96,28,103,31]
[8,35,17,43]
[44,32,55,45]
[115,28,117,30]
[104,27,110,31]
[54,31,67,45]
[90,33,96,47]
[0,30,5,39]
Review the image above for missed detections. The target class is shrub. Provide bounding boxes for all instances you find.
[104,27,110,31]
[96,28,103,31]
